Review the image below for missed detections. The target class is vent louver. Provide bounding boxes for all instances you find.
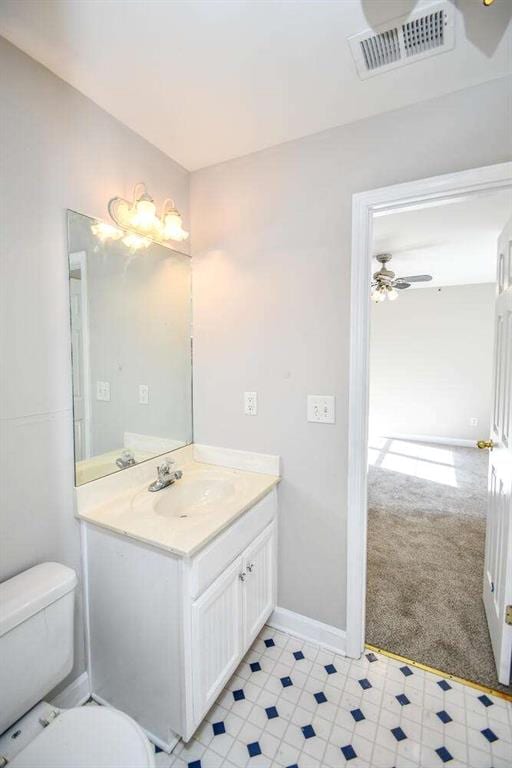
[349,3,454,79]
[402,10,445,57]
[360,29,401,71]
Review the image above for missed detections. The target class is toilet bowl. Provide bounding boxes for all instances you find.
[0,563,155,768]
[8,706,155,768]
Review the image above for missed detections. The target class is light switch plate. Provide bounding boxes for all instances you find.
[139,384,149,405]
[244,391,258,416]
[96,380,111,402]
[307,395,335,424]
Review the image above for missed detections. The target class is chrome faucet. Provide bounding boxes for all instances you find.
[148,460,183,492]
[116,449,136,469]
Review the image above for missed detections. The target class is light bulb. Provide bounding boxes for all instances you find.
[91,223,123,242]
[115,200,131,227]
[163,209,189,242]
[371,287,386,303]
[133,193,156,231]
[387,287,398,301]
[122,232,151,250]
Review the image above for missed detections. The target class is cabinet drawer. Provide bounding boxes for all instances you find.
[189,489,277,599]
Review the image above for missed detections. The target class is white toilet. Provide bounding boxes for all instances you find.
[0,562,155,767]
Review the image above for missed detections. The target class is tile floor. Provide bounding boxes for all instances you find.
[153,627,512,768]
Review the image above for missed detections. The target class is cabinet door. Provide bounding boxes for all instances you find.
[244,522,276,645]
[191,556,244,721]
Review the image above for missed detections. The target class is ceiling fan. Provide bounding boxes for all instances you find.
[371,253,432,303]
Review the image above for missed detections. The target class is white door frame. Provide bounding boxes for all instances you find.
[346,161,512,659]
[69,250,92,460]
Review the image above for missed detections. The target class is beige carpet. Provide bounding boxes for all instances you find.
[366,438,511,694]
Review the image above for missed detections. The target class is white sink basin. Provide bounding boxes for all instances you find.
[130,467,238,520]
[154,472,236,518]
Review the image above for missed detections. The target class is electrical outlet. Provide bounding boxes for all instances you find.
[469,417,478,427]
[244,391,258,416]
[139,384,149,405]
[307,395,335,424]
[96,380,110,402]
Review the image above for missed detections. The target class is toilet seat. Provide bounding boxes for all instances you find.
[9,705,155,768]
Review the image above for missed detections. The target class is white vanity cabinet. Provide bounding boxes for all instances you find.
[84,487,277,750]
[244,523,276,641]
[191,522,275,721]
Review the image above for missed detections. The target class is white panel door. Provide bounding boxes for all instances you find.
[243,523,276,645]
[483,214,512,686]
[191,557,244,720]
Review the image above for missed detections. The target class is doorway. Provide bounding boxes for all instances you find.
[346,162,512,695]
[366,191,510,692]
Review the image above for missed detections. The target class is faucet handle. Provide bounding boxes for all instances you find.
[158,459,174,477]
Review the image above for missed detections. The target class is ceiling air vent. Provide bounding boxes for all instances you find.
[349,2,454,80]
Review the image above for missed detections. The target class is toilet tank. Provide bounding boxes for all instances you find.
[0,562,77,734]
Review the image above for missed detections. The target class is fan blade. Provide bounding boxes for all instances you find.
[394,282,410,290]
[396,274,432,283]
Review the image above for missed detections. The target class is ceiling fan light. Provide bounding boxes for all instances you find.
[387,287,398,301]
[371,286,386,303]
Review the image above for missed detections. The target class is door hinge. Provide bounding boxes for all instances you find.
[506,605,512,626]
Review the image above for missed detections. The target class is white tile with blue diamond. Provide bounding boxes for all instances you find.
[153,626,512,768]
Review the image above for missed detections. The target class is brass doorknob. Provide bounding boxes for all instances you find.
[477,439,494,450]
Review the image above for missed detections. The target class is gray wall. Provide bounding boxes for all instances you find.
[0,37,189,684]
[190,76,512,631]
[369,283,495,441]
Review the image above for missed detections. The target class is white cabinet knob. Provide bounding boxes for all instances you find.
[239,572,247,582]
[247,563,255,573]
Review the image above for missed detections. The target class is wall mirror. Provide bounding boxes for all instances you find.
[67,210,192,486]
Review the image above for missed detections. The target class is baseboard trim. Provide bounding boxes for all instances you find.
[51,671,91,708]
[91,693,179,753]
[377,433,476,448]
[268,607,346,656]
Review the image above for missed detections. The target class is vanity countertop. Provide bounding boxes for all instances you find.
[77,459,279,557]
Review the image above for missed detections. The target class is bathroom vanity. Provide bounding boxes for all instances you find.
[67,209,279,751]
[78,448,279,750]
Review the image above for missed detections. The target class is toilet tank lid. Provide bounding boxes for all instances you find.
[0,562,77,637]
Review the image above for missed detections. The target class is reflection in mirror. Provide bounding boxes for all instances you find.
[67,210,192,486]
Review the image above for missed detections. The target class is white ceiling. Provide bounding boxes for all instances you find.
[0,0,510,170]
[372,188,512,288]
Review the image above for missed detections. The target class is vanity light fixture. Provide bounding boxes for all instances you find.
[91,220,151,252]
[91,222,124,242]
[103,182,189,249]
[121,232,152,250]
[161,199,189,242]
